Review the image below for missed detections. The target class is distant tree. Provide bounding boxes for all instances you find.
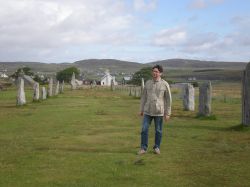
[128,67,173,85]
[11,67,34,79]
[128,67,152,85]
[56,67,80,83]
[33,75,48,85]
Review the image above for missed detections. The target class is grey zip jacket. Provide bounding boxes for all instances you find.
[140,79,172,116]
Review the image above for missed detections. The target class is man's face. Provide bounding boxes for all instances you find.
[152,68,161,80]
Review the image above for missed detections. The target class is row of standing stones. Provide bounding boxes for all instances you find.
[16,77,64,106]
[176,62,250,126]
[16,62,250,126]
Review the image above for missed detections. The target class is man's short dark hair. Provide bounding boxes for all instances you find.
[152,65,163,73]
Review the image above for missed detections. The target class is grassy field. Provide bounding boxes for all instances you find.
[0,82,250,187]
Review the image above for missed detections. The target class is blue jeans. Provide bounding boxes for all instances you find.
[140,114,163,151]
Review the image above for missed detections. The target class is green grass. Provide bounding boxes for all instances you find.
[0,84,250,187]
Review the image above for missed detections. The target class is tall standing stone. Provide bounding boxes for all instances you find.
[16,77,26,106]
[71,72,76,90]
[242,62,250,126]
[55,81,59,95]
[48,77,53,97]
[59,81,64,94]
[42,87,47,100]
[198,81,212,116]
[111,79,115,91]
[183,83,195,111]
[134,87,137,97]
[33,82,40,101]
[141,78,145,94]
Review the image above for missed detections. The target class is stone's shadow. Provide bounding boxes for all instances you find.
[171,123,249,132]
[0,105,18,108]
[171,114,197,119]
[228,124,250,131]
[170,123,232,132]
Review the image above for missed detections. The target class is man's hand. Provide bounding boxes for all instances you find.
[164,115,170,122]
[139,112,143,116]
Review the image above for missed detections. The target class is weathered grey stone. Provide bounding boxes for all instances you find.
[48,77,53,97]
[111,79,115,91]
[55,81,59,95]
[134,87,137,97]
[183,83,195,111]
[42,87,47,100]
[198,81,212,116]
[23,74,36,86]
[71,72,76,90]
[33,82,40,101]
[91,80,96,89]
[141,78,145,94]
[16,77,26,105]
[59,81,64,93]
[137,87,141,98]
[242,62,250,126]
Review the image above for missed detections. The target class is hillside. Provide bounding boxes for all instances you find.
[0,62,72,75]
[74,59,145,73]
[0,59,248,81]
[149,59,247,70]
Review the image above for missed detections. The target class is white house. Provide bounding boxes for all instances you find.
[100,71,117,86]
[0,72,8,78]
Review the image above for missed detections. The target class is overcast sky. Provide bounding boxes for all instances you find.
[0,0,249,63]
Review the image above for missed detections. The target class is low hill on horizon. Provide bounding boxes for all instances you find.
[149,58,247,70]
[0,59,247,77]
[74,59,145,74]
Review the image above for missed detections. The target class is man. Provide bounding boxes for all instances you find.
[138,65,172,155]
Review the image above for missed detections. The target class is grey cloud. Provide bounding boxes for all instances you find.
[0,0,137,55]
[152,25,250,62]
[152,27,187,46]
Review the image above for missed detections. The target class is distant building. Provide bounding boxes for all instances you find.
[187,77,196,81]
[82,80,91,85]
[100,71,117,86]
[0,72,8,78]
[122,76,132,85]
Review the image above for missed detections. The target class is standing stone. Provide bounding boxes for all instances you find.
[71,72,76,90]
[42,87,47,100]
[16,77,26,106]
[137,87,141,98]
[141,78,145,94]
[59,81,64,94]
[133,87,137,97]
[198,81,212,116]
[48,77,53,97]
[242,63,250,126]
[91,80,97,89]
[129,87,132,96]
[111,79,115,91]
[183,83,195,111]
[55,81,59,95]
[33,82,40,101]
